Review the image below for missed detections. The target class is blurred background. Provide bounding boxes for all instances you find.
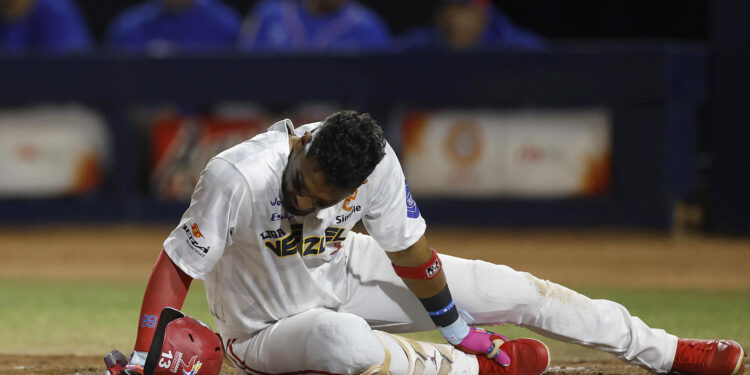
[0,0,749,372]
[0,0,747,232]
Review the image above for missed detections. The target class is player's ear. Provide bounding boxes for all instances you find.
[300,131,312,146]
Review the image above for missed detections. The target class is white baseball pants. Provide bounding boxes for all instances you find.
[221,232,678,375]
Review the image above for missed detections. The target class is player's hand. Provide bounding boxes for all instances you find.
[455,327,512,366]
[119,364,144,375]
[103,350,144,375]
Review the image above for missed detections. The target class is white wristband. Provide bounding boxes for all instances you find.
[438,317,471,345]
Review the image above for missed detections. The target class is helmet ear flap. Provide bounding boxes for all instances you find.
[144,307,224,375]
[144,307,186,375]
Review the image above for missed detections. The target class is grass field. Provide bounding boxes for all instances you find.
[0,226,748,374]
[1,280,748,361]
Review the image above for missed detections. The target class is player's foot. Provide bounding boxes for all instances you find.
[670,339,746,375]
[476,338,550,375]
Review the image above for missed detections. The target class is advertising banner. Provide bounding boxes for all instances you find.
[148,102,340,201]
[0,105,108,197]
[401,109,611,198]
[149,114,268,200]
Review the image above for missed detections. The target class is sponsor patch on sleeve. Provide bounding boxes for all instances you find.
[182,223,210,257]
[404,179,420,219]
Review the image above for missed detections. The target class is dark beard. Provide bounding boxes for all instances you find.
[281,186,313,217]
[280,164,314,217]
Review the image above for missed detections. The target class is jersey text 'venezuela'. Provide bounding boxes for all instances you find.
[163,120,426,337]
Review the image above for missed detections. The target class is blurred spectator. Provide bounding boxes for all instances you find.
[239,0,391,52]
[0,0,91,53]
[107,0,241,53]
[397,0,544,51]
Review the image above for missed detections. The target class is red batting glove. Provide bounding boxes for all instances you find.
[455,327,512,366]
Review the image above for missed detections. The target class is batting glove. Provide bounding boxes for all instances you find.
[455,327,512,366]
[103,350,145,375]
[119,364,144,375]
[120,351,146,375]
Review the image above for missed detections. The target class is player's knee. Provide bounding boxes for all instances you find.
[304,311,384,373]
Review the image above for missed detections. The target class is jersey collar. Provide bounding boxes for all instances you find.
[266,118,298,135]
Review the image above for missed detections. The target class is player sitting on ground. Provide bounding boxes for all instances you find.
[112,110,745,375]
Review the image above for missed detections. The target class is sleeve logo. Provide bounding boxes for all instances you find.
[182,223,210,257]
[405,179,420,219]
[191,223,204,238]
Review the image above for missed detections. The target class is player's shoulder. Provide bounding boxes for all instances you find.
[214,141,278,177]
[221,118,288,153]
[377,140,399,168]
[212,121,291,181]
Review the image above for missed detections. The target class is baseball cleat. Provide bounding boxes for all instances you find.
[670,339,746,375]
[476,338,550,375]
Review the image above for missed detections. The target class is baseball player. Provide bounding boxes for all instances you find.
[113,111,745,375]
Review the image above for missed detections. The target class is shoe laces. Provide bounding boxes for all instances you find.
[675,340,717,371]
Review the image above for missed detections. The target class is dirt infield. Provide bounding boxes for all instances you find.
[0,355,654,375]
[0,355,241,375]
[2,225,749,374]
[2,225,748,289]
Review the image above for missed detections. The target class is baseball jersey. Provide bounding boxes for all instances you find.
[163,119,426,337]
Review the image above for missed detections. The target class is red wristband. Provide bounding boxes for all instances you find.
[392,248,442,279]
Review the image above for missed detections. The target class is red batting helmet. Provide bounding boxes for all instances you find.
[144,308,224,375]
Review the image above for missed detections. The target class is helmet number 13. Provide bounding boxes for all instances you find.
[159,350,173,369]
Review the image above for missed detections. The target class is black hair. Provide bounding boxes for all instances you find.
[308,110,387,191]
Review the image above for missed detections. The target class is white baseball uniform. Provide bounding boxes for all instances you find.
[163,120,678,375]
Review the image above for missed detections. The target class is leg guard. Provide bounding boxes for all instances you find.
[362,332,478,375]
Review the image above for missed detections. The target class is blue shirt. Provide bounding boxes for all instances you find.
[239,0,391,52]
[0,0,92,54]
[396,5,544,51]
[108,0,242,52]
